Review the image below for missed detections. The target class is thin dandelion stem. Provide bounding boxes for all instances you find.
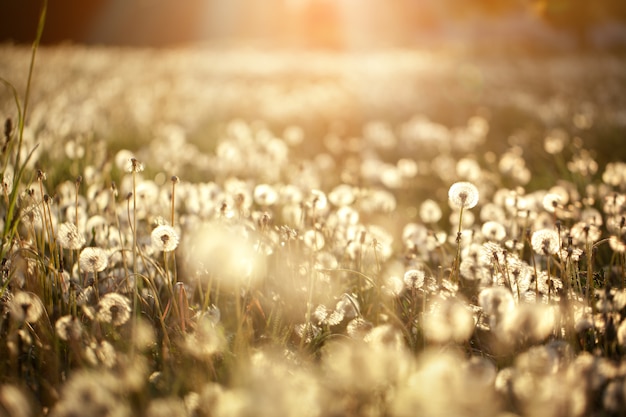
[453,206,465,283]
[171,176,178,227]
[132,172,138,281]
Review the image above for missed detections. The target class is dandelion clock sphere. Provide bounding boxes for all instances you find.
[79,247,108,273]
[151,225,179,252]
[531,228,560,255]
[448,182,479,209]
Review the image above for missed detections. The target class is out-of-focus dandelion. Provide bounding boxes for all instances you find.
[51,370,129,417]
[0,385,33,417]
[609,236,626,253]
[419,199,442,224]
[253,183,278,206]
[479,287,515,329]
[602,162,626,187]
[55,315,83,341]
[423,297,475,344]
[9,292,44,323]
[97,293,132,326]
[151,225,179,252]
[542,193,563,213]
[302,229,325,251]
[482,220,507,241]
[570,222,602,245]
[328,184,356,207]
[544,129,568,154]
[180,318,226,361]
[184,220,266,290]
[456,158,482,182]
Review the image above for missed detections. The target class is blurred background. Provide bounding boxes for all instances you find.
[2,0,626,51]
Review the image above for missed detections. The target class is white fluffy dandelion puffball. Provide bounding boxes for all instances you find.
[151,225,179,252]
[448,181,479,209]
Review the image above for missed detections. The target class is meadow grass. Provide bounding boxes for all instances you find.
[2,11,626,417]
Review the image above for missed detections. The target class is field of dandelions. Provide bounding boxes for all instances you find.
[2,43,626,417]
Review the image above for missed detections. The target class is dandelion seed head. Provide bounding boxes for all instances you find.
[181,318,226,361]
[302,229,325,251]
[531,228,560,255]
[55,315,83,341]
[515,345,560,376]
[479,287,515,328]
[602,162,626,187]
[151,224,179,252]
[570,222,601,245]
[128,157,144,173]
[87,341,117,368]
[499,148,525,176]
[397,158,418,178]
[403,269,425,290]
[568,149,599,177]
[479,202,506,223]
[0,384,33,417]
[463,356,497,388]
[581,207,603,226]
[501,304,556,345]
[448,181,479,209]
[328,184,356,207]
[419,199,442,224]
[145,398,188,417]
[309,188,328,211]
[79,247,108,272]
[381,164,403,189]
[333,205,359,226]
[561,247,583,262]
[253,183,278,206]
[402,222,428,246]
[479,242,506,266]
[52,370,127,417]
[57,222,86,250]
[314,250,338,271]
[294,322,321,344]
[334,293,360,322]
[542,193,563,213]
[544,129,568,154]
[185,221,266,289]
[364,324,405,351]
[459,258,486,282]
[359,188,397,213]
[283,125,304,146]
[313,304,329,324]
[617,319,626,347]
[382,274,404,297]
[603,380,626,414]
[456,158,482,182]
[21,204,43,229]
[481,220,507,241]
[346,317,374,339]
[97,293,132,326]
[10,292,44,323]
[279,184,304,205]
[609,236,626,253]
[422,297,474,344]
